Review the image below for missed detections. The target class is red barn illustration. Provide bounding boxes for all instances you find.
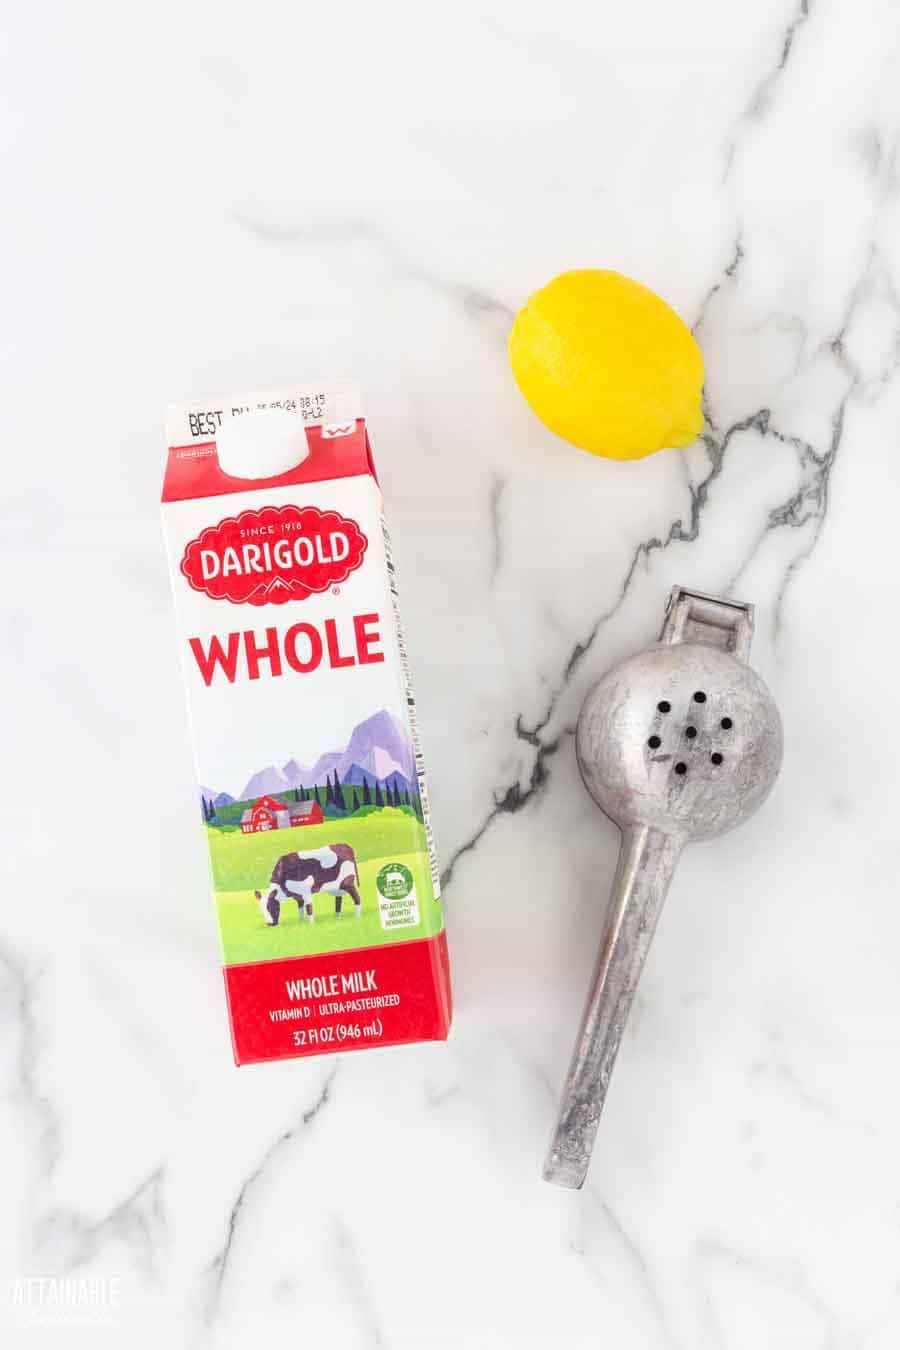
[240,795,324,833]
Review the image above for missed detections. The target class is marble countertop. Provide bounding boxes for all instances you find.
[3,2,900,1345]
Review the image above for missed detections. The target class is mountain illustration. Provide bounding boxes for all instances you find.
[339,710,414,780]
[214,792,235,807]
[309,750,343,783]
[358,745,405,780]
[235,710,416,802]
[341,763,412,793]
[240,764,290,799]
[281,758,312,788]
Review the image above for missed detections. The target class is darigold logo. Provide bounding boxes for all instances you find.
[180,504,368,606]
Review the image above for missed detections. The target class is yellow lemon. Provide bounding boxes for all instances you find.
[508,269,704,460]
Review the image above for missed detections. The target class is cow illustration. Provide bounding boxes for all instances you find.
[254,844,361,926]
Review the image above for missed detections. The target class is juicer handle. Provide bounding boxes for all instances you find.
[543,825,683,1189]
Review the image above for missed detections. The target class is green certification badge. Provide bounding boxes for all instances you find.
[376,862,420,931]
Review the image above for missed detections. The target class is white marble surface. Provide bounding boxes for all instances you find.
[3,1,900,1345]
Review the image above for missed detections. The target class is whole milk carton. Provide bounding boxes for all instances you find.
[161,386,451,1063]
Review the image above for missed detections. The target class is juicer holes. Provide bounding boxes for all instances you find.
[657,701,671,713]
[711,752,723,765]
[685,726,697,739]
[693,691,706,703]
[648,735,661,749]
[721,717,733,730]
[674,762,687,775]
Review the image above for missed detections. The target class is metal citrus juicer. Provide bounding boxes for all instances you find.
[544,586,783,1189]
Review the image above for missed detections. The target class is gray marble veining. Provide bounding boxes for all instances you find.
[2,0,900,1344]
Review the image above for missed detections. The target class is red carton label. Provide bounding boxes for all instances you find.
[225,931,452,1063]
[180,504,369,606]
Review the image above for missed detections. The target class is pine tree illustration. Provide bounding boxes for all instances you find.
[333,771,346,811]
[326,776,335,806]
[374,781,384,807]
[351,789,360,812]
[362,777,371,806]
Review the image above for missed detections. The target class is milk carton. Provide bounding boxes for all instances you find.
[161,386,451,1063]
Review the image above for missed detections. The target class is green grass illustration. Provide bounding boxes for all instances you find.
[207,809,441,966]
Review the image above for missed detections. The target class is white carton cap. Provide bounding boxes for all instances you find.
[215,406,310,479]
[165,384,363,474]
